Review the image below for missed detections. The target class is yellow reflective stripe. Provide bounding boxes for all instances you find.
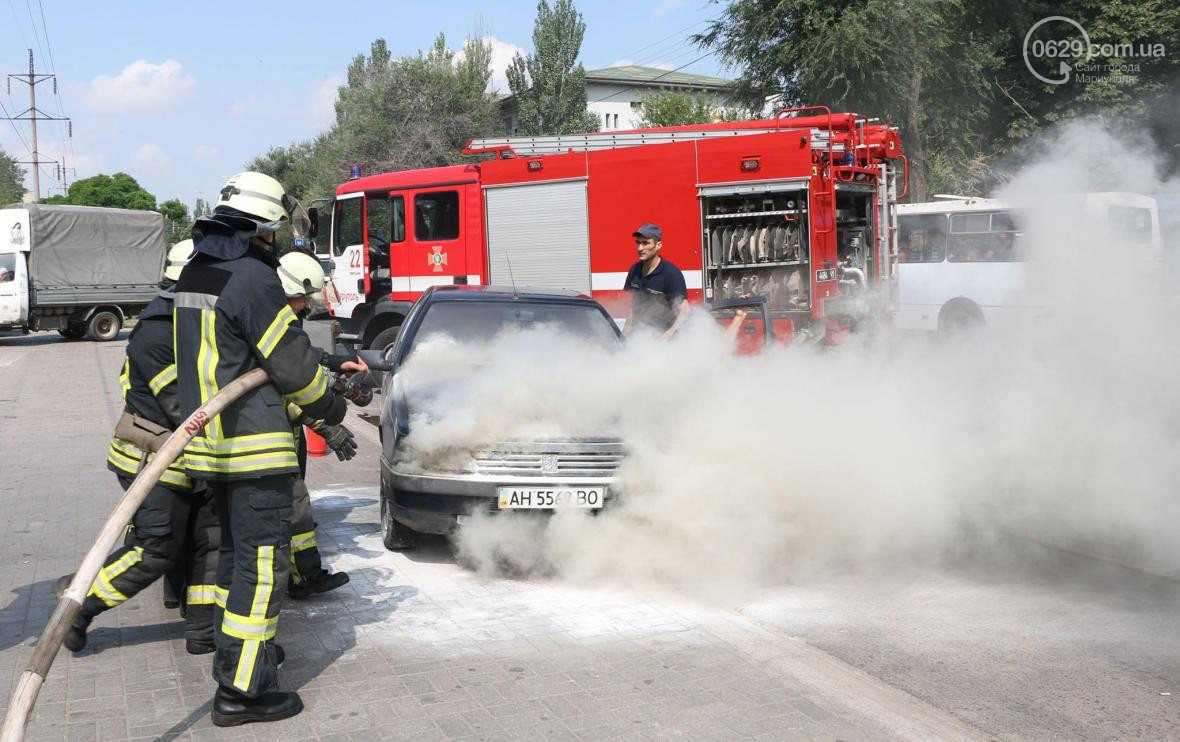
[257,305,298,359]
[119,360,130,400]
[109,440,192,488]
[285,401,303,424]
[228,545,278,692]
[291,531,317,553]
[287,367,327,407]
[252,546,274,618]
[188,432,295,455]
[184,451,299,475]
[148,364,177,395]
[87,547,144,607]
[186,584,220,606]
[234,640,262,692]
[197,309,223,440]
[214,585,228,608]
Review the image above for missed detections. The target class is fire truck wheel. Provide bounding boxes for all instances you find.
[380,490,418,551]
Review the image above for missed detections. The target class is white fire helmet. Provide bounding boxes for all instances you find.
[215,171,291,229]
[164,239,195,282]
[277,250,325,307]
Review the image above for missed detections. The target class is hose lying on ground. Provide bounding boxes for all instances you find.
[0,368,269,742]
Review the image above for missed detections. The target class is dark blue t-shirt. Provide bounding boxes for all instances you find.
[625,258,687,331]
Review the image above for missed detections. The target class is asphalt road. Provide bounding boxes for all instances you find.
[1,327,1178,740]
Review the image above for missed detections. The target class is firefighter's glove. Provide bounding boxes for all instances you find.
[345,377,374,407]
[322,424,357,462]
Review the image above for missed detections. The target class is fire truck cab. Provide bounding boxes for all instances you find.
[319,110,906,352]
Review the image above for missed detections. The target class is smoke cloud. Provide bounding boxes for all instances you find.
[395,121,1180,599]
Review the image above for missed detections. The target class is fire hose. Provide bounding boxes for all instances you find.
[0,368,269,742]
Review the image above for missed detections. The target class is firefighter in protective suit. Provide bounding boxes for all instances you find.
[174,172,346,726]
[64,240,221,655]
[275,250,357,598]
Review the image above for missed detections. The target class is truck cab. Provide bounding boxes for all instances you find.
[0,209,31,331]
[323,165,485,353]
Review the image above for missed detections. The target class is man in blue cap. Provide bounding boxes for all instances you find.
[623,223,691,338]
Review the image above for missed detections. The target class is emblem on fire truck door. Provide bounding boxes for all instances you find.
[428,246,448,272]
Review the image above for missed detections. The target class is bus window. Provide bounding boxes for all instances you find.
[414,191,460,241]
[949,211,1022,262]
[1109,206,1153,245]
[897,214,947,263]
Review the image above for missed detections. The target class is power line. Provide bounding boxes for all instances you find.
[33,0,75,171]
[23,0,47,69]
[606,19,710,67]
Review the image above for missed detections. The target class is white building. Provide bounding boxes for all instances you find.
[501,65,733,135]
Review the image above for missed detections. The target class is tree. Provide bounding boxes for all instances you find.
[0,148,25,205]
[159,198,190,245]
[506,0,599,135]
[696,0,996,201]
[637,89,722,128]
[48,173,157,210]
[250,34,501,205]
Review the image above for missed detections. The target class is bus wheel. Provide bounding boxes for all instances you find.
[938,301,984,336]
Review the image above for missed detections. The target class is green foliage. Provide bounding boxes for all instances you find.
[636,89,719,128]
[635,89,754,128]
[159,198,190,246]
[506,0,600,135]
[0,148,24,205]
[697,0,1180,199]
[45,173,157,210]
[249,34,500,205]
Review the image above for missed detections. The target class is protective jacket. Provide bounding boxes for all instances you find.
[107,292,192,490]
[173,216,344,480]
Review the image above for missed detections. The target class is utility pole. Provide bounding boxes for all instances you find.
[56,158,76,189]
[4,49,71,201]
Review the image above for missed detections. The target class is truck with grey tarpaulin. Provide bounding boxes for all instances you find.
[0,204,167,341]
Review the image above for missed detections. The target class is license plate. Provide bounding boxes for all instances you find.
[497,486,605,509]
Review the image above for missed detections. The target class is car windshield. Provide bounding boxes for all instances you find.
[408,300,619,354]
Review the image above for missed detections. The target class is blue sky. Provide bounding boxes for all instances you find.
[0,0,728,209]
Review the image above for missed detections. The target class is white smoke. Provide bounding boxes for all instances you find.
[395,121,1180,598]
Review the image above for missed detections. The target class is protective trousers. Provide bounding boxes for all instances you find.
[81,476,217,643]
[289,478,326,587]
[211,474,293,697]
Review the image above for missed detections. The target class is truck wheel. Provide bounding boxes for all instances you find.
[88,311,122,342]
[58,324,86,340]
[380,490,417,551]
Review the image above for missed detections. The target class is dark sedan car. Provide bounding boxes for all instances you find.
[366,285,625,550]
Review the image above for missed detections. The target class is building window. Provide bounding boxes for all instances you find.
[612,114,619,128]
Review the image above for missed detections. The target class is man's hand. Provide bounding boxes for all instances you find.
[321,424,357,461]
[340,356,369,374]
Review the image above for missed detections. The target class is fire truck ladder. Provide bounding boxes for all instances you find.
[464,126,847,158]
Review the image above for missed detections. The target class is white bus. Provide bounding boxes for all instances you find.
[894,193,1162,333]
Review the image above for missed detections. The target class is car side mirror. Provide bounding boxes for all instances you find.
[358,348,393,372]
[307,207,319,239]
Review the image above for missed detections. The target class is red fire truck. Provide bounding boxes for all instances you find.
[314,108,906,351]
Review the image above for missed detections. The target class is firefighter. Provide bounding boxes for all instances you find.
[63,240,222,656]
[275,250,357,599]
[174,172,346,726]
[623,223,691,339]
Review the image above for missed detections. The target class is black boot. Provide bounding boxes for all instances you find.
[63,614,92,653]
[185,638,215,655]
[211,686,303,727]
[289,570,349,600]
